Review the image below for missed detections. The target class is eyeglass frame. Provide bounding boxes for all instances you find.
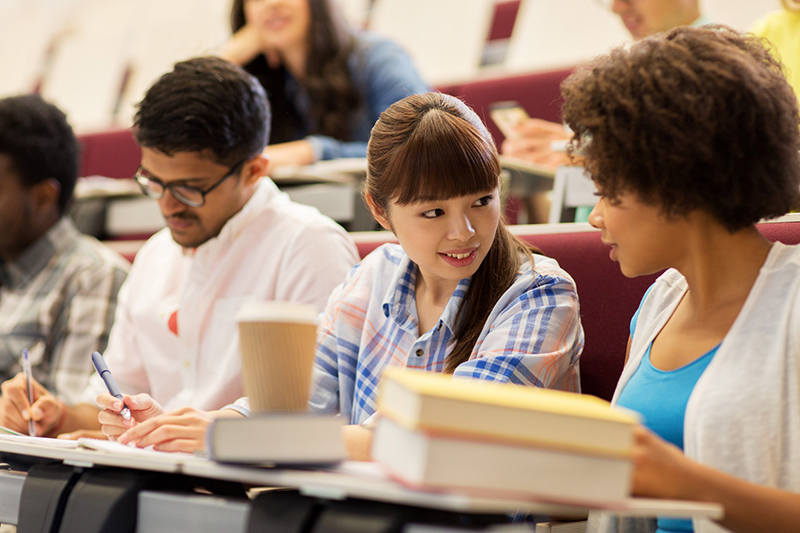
[133,157,250,208]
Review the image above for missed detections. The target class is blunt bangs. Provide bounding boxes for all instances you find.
[385,108,500,205]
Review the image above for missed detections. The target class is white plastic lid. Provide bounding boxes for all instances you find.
[234,301,319,324]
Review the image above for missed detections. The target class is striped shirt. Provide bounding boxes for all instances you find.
[309,244,584,424]
[0,217,129,404]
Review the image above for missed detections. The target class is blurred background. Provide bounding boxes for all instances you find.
[0,0,780,134]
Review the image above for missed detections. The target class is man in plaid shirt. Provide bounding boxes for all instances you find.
[0,95,129,432]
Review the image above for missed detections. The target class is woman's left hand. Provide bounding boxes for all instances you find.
[631,425,700,501]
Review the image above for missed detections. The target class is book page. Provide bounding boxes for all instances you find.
[77,437,203,462]
[0,433,81,448]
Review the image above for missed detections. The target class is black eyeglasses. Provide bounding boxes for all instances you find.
[134,158,249,207]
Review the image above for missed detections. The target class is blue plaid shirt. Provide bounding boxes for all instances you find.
[309,244,584,424]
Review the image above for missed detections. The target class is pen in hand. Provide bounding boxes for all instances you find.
[91,351,131,421]
[22,349,36,437]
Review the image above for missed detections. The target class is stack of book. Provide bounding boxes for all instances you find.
[371,368,639,505]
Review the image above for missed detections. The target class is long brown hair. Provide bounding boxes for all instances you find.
[230,0,361,144]
[366,93,534,373]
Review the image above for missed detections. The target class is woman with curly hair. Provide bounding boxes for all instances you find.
[562,25,800,533]
[221,0,428,169]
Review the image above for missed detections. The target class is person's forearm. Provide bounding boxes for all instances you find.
[684,460,800,533]
[342,424,373,461]
[219,25,262,66]
[48,403,101,437]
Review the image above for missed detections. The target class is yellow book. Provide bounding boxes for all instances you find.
[377,368,639,458]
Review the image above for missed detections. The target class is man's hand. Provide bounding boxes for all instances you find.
[96,392,164,440]
[117,406,214,453]
[0,372,64,436]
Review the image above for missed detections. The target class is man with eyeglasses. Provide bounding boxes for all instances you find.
[597,0,705,41]
[0,95,129,436]
[2,56,359,439]
[501,0,709,206]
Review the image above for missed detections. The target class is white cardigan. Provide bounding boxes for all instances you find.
[591,242,800,533]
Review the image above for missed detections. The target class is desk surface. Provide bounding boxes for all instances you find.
[0,437,723,527]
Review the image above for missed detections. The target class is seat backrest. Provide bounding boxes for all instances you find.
[523,218,800,401]
[79,129,141,179]
[369,0,494,85]
[437,67,574,147]
[521,229,659,401]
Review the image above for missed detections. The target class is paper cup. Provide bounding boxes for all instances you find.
[236,301,319,413]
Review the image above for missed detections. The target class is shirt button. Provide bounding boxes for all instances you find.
[183,360,190,368]
[415,349,424,357]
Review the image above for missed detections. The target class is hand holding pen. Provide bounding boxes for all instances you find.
[91,351,167,440]
[0,358,65,436]
[90,351,131,421]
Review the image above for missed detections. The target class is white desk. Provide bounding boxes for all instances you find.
[0,437,723,532]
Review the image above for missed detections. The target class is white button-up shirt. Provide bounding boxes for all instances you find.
[81,179,359,411]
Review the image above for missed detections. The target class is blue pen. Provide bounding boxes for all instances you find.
[22,349,36,437]
[91,351,131,421]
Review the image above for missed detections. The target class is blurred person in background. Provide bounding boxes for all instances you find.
[0,95,128,434]
[221,0,429,169]
[502,0,708,173]
[752,0,800,99]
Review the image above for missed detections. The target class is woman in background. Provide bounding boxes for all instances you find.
[562,26,800,533]
[221,0,429,168]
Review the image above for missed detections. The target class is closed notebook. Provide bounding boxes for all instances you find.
[206,414,346,466]
[377,368,639,457]
[372,416,633,505]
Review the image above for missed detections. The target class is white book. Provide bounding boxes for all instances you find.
[206,414,346,466]
[372,417,632,506]
[378,368,638,458]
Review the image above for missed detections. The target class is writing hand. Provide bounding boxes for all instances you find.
[96,392,164,440]
[0,373,62,436]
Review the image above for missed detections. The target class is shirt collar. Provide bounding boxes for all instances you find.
[1,217,79,289]
[188,178,280,259]
[381,251,472,334]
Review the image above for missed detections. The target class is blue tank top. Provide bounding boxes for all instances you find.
[617,292,717,533]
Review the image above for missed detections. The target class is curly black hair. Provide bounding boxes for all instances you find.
[0,94,79,214]
[562,25,800,231]
[133,56,270,167]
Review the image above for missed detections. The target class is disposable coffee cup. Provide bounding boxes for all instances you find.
[235,301,319,413]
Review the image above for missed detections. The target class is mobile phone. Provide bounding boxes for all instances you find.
[489,101,530,139]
